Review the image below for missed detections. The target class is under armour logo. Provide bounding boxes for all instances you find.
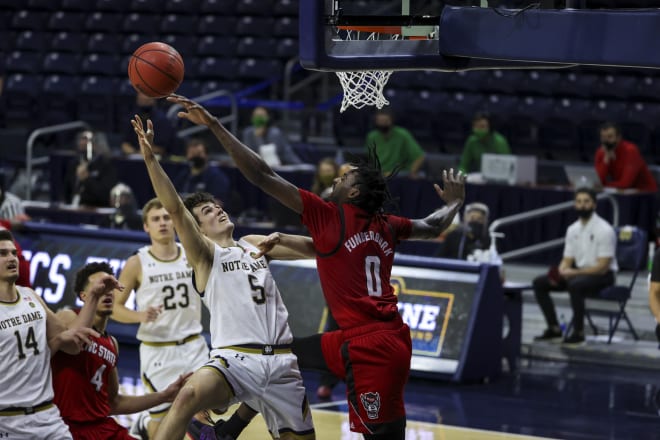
[234,353,245,361]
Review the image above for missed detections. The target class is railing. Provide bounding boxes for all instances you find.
[489,192,619,261]
[25,120,91,201]
[166,89,238,138]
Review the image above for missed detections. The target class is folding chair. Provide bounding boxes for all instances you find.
[582,225,647,343]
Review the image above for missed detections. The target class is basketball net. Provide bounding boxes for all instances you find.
[335,27,399,113]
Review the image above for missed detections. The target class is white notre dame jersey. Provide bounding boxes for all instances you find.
[0,286,53,409]
[204,239,293,348]
[135,244,203,342]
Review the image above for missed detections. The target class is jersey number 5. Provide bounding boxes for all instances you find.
[365,256,382,297]
[248,275,266,304]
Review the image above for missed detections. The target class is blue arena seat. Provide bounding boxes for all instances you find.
[78,75,117,132]
[87,33,122,54]
[518,70,563,97]
[272,0,298,16]
[4,73,40,125]
[236,37,277,58]
[121,33,157,54]
[196,57,239,80]
[198,15,236,36]
[175,80,202,98]
[84,12,122,32]
[160,14,198,35]
[15,30,47,52]
[199,80,241,95]
[161,35,197,59]
[0,0,21,9]
[196,35,237,57]
[40,74,77,123]
[51,31,85,53]
[42,52,81,75]
[130,0,161,12]
[237,58,282,80]
[122,13,160,35]
[5,51,41,73]
[27,0,61,10]
[236,0,272,16]
[80,53,120,76]
[484,69,526,95]
[273,17,299,37]
[199,0,235,14]
[275,38,297,59]
[165,0,199,14]
[47,11,85,32]
[42,74,77,99]
[554,71,599,98]
[235,16,274,37]
[60,0,92,10]
[11,10,48,30]
[594,74,639,99]
[94,0,130,11]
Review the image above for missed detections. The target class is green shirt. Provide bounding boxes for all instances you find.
[365,126,425,174]
[459,131,511,173]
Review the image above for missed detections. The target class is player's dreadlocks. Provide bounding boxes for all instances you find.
[346,144,397,215]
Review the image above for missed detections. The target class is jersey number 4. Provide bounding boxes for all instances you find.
[14,326,40,359]
[162,284,190,310]
[91,364,107,392]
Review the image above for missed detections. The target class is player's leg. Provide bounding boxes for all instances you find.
[213,403,259,439]
[152,367,234,440]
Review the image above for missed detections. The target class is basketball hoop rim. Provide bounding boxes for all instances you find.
[337,25,402,35]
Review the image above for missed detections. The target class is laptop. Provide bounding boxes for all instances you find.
[563,165,601,189]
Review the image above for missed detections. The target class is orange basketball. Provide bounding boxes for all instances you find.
[128,42,184,98]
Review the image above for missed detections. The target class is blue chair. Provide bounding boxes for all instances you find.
[42,52,81,75]
[5,51,41,73]
[165,0,199,14]
[275,38,297,59]
[60,0,92,10]
[273,0,298,16]
[594,74,638,100]
[196,57,239,80]
[198,15,236,36]
[95,0,130,10]
[78,76,116,131]
[51,31,85,52]
[161,35,197,59]
[40,74,77,123]
[27,0,60,10]
[11,11,48,30]
[196,35,237,57]
[237,58,282,80]
[581,226,647,343]
[80,53,120,76]
[236,37,276,58]
[15,30,47,52]
[160,14,197,35]
[4,73,40,125]
[122,13,160,34]
[517,70,563,97]
[85,12,122,32]
[47,11,85,31]
[235,16,274,37]
[87,33,122,54]
[121,33,157,54]
[484,69,526,95]
[273,16,299,37]
[199,0,236,14]
[236,0,271,15]
[130,0,160,12]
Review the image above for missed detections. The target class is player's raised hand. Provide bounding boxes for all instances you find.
[61,326,100,351]
[161,372,194,402]
[88,273,123,299]
[167,94,216,127]
[434,168,466,206]
[131,116,156,160]
[253,232,282,259]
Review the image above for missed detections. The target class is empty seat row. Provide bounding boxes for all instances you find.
[7,12,298,37]
[7,32,298,60]
[1,0,298,16]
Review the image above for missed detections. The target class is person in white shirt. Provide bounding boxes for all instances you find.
[532,188,617,344]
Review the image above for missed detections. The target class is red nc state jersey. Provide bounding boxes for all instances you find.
[299,189,412,329]
[52,324,118,423]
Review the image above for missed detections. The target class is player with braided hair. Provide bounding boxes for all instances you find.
[167,94,465,440]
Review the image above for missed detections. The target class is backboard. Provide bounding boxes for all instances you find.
[300,0,660,72]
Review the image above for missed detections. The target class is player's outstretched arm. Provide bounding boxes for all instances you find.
[112,255,161,324]
[409,169,466,239]
[167,94,303,214]
[244,233,315,260]
[132,116,214,275]
[42,302,99,355]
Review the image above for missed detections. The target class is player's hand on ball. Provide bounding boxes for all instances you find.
[167,94,216,127]
[162,372,194,402]
[254,232,282,259]
[435,168,466,206]
[131,116,156,159]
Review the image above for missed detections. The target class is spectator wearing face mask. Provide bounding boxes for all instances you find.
[437,202,491,260]
[311,157,339,200]
[241,106,303,166]
[594,122,657,192]
[459,112,511,174]
[173,137,231,208]
[365,109,425,178]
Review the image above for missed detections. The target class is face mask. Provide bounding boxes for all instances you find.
[602,141,617,150]
[376,125,391,133]
[467,221,484,238]
[252,115,268,128]
[473,128,489,138]
[189,156,206,169]
[576,208,593,220]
